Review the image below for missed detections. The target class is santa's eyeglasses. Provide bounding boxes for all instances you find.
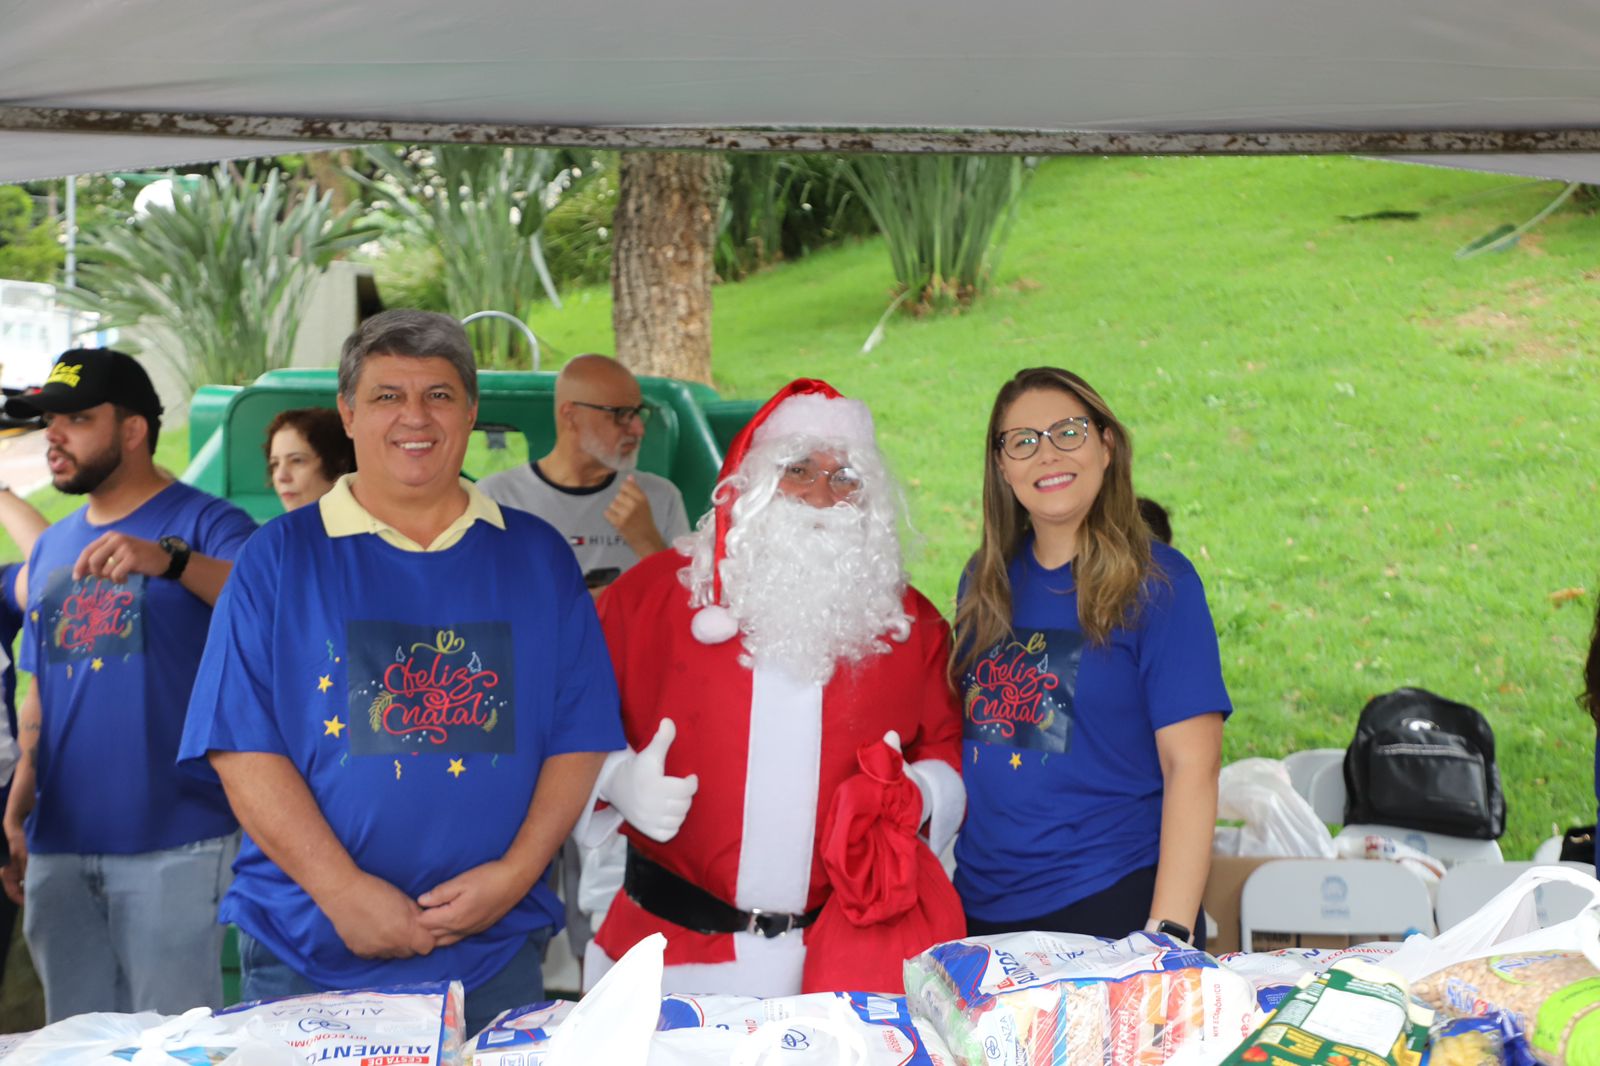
[779,460,863,498]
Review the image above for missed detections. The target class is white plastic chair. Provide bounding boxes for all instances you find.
[1338,824,1503,868]
[1282,748,1344,801]
[1531,835,1564,863]
[1435,861,1598,931]
[1239,859,1436,951]
[1307,761,1347,824]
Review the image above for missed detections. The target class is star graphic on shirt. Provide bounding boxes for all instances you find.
[90,657,104,672]
[447,758,466,778]
[1009,752,1023,770]
[317,674,333,693]
[324,716,346,738]
[29,611,38,623]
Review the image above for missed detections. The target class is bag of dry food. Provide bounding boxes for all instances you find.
[213,982,466,1066]
[1218,959,1433,1066]
[1217,943,1399,1012]
[466,1000,575,1065]
[902,930,1258,1066]
[1411,952,1599,1066]
[1420,1012,1538,1066]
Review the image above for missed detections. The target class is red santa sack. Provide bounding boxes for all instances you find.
[801,737,966,994]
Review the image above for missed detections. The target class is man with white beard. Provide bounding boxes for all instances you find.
[579,378,964,995]
[479,354,688,593]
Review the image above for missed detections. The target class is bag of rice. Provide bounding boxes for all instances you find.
[218,981,467,1066]
[1410,951,1600,1066]
[903,930,1258,1066]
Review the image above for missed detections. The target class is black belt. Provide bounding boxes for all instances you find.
[624,845,821,939]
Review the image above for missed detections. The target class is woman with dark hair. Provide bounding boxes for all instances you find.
[264,408,355,512]
[1580,597,1600,831]
[951,367,1230,948]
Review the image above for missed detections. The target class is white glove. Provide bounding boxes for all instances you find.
[884,729,965,857]
[598,718,699,844]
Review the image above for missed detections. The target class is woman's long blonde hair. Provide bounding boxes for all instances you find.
[951,367,1154,682]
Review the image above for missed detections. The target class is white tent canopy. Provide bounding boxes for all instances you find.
[5,0,1600,180]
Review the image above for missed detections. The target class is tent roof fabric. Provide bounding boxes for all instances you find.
[5,0,1600,180]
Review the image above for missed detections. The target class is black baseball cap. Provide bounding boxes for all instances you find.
[4,349,163,423]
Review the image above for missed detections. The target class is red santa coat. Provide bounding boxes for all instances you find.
[589,549,963,994]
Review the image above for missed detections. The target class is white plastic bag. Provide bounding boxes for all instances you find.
[1215,759,1336,858]
[6,1007,299,1066]
[544,932,664,1066]
[1387,864,1600,981]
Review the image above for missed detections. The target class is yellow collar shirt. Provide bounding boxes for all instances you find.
[318,474,506,553]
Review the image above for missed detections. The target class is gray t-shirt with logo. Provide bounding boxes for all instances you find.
[478,463,691,580]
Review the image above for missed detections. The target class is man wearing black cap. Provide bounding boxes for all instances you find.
[0,349,258,1021]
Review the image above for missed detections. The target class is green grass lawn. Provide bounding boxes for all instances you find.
[531,156,1600,858]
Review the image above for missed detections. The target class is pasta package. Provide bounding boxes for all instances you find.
[1420,1013,1538,1066]
[1218,960,1432,1066]
[902,931,1258,1066]
[1410,951,1600,1066]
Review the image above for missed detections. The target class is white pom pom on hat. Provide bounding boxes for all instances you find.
[691,378,877,644]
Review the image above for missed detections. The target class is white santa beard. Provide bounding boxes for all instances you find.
[721,495,906,683]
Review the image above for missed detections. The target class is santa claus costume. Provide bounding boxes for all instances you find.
[580,380,964,995]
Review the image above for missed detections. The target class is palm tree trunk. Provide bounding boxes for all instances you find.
[610,151,725,384]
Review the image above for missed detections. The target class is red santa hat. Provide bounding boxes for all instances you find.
[691,378,876,645]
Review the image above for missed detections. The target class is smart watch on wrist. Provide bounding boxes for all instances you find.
[1146,918,1193,944]
[158,536,192,580]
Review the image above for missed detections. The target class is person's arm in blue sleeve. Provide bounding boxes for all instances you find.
[71,496,257,608]
[1143,554,1231,938]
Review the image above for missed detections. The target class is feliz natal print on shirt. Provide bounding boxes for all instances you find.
[962,628,1083,755]
[346,621,515,757]
[40,568,146,663]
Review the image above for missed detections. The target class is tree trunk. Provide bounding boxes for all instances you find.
[611,151,724,384]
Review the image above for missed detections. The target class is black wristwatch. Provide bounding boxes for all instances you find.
[157,536,192,580]
[1153,919,1192,944]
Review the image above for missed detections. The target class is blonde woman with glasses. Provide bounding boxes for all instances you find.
[950,367,1229,950]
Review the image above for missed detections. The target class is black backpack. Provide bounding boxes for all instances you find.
[1343,687,1506,840]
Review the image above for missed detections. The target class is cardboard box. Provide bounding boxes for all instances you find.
[1202,856,1409,955]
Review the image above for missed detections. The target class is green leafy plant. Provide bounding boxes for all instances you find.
[353,146,584,368]
[838,154,1032,336]
[62,164,372,388]
[0,185,64,283]
[717,154,873,281]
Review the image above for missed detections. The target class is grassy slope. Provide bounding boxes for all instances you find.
[531,156,1600,857]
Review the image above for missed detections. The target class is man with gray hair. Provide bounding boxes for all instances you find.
[181,310,624,1034]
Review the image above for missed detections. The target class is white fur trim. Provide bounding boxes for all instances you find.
[737,666,822,915]
[753,394,875,449]
[691,604,739,644]
[905,758,966,859]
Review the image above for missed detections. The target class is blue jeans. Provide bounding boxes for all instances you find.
[22,833,239,1022]
[238,925,553,1039]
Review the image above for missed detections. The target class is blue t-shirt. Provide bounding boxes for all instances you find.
[954,539,1232,922]
[19,481,257,854]
[179,504,625,992]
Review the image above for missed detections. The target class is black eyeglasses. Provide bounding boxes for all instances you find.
[572,401,652,426]
[995,416,1094,460]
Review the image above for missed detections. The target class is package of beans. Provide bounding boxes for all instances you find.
[1410,951,1600,1066]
